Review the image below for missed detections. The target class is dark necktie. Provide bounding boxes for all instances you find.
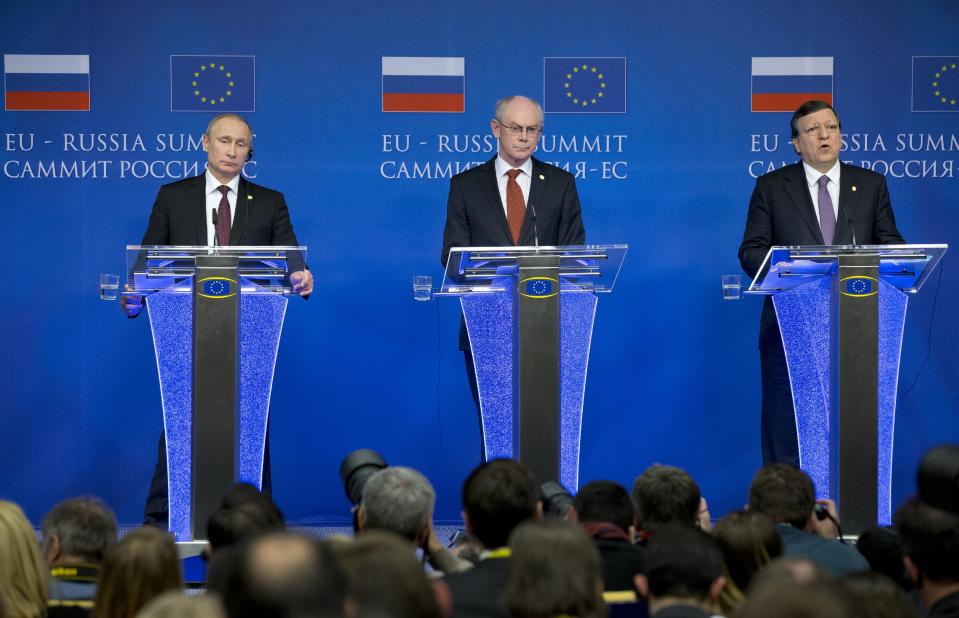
[506,169,525,245]
[216,185,232,246]
[817,175,836,245]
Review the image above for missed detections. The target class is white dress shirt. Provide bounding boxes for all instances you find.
[802,160,840,227]
[204,170,240,246]
[494,155,532,217]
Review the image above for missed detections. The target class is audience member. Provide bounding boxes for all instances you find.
[571,480,646,592]
[135,592,225,618]
[747,464,868,575]
[335,530,442,618]
[209,531,346,618]
[631,465,703,540]
[855,526,910,591]
[712,509,783,614]
[41,496,118,613]
[505,519,604,618]
[830,571,918,618]
[634,524,724,618]
[93,526,182,618]
[749,556,829,588]
[357,466,470,574]
[444,459,540,618]
[895,497,959,617]
[206,483,285,556]
[0,500,48,618]
[734,579,849,618]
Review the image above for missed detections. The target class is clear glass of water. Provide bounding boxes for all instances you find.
[100,273,120,301]
[412,275,432,301]
[722,274,741,300]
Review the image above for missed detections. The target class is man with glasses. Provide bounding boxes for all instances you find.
[440,95,586,458]
[738,100,904,467]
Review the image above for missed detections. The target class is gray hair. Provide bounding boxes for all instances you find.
[41,496,117,564]
[494,96,544,124]
[360,467,435,542]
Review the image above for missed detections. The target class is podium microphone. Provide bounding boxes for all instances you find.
[839,203,857,246]
[529,203,539,247]
[211,209,219,247]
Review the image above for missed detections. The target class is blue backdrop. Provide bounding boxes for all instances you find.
[2,0,957,526]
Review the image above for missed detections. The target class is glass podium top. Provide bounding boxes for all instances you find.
[747,244,948,295]
[126,245,307,295]
[439,244,627,296]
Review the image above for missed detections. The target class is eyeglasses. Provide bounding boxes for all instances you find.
[801,122,840,136]
[496,120,542,137]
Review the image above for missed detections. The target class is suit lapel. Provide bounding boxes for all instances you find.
[190,175,208,245]
[836,163,860,245]
[524,159,548,245]
[478,158,513,243]
[782,163,825,244]
[231,179,249,245]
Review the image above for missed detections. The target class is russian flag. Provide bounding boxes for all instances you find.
[751,57,833,113]
[382,56,464,113]
[4,54,90,111]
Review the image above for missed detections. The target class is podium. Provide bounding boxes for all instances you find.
[435,245,626,490]
[125,245,306,541]
[746,244,947,531]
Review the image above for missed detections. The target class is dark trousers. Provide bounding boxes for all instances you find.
[143,430,272,525]
[759,300,800,467]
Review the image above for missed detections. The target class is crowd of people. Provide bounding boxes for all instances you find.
[2,447,959,618]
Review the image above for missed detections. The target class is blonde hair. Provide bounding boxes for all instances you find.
[0,500,48,618]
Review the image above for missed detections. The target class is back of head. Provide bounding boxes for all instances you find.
[573,480,635,534]
[0,500,48,617]
[94,526,183,618]
[462,459,538,548]
[207,485,285,551]
[505,519,604,618]
[713,510,783,593]
[735,579,850,618]
[894,497,959,584]
[830,572,918,618]
[748,464,815,529]
[645,524,722,602]
[360,466,435,543]
[855,526,909,591]
[135,591,226,618]
[334,530,440,618]
[224,531,346,618]
[42,496,118,564]
[632,464,700,529]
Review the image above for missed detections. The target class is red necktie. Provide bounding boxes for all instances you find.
[216,185,232,246]
[506,169,525,245]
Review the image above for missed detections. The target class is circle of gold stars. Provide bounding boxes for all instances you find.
[931,62,958,107]
[563,64,606,108]
[192,62,235,106]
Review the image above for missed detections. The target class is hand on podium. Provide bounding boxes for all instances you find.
[291,269,313,297]
[121,285,143,318]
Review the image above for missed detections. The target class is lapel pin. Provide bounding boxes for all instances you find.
[247,194,253,200]
[851,186,857,192]
[538,174,545,180]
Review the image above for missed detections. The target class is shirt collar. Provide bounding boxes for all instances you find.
[205,169,241,195]
[802,160,840,188]
[495,155,533,179]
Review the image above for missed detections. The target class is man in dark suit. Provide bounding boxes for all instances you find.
[443,459,541,618]
[440,96,586,456]
[124,113,312,523]
[738,100,904,466]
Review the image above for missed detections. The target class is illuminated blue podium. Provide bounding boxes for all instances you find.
[435,245,626,490]
[126,245,306,541]
[746,244,946,532]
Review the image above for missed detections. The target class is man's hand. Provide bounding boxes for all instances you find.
[121,285,143,318]
[811,498,840,539]
[290,269,313,297]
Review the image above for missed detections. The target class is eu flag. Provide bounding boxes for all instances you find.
[544,57,626,113]
[912,56,959,112]
[170,55,255,112]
